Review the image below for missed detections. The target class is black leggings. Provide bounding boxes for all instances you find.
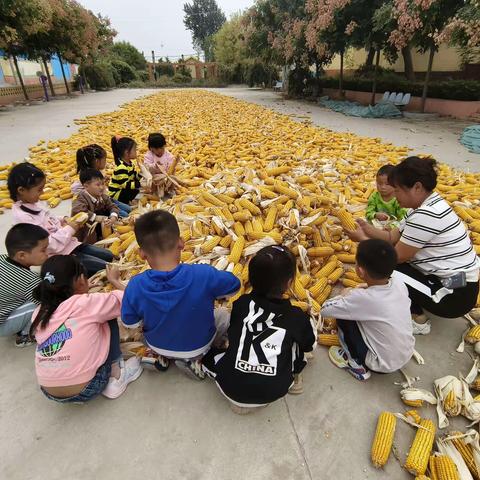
[395,263,479,318]
[337,319,368,368]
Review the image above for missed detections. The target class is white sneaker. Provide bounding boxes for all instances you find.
[412,317,431,335]
[102,357,143,399]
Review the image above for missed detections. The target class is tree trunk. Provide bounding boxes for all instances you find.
[57,52,70,95]
[371,49,381,106]
[365,47,375,67]
[41,56,56,96]
[339,49,344,98]
[12,55,29,101]
[315,60,320,97]
[420,46,435,113]
[402,46,415,81]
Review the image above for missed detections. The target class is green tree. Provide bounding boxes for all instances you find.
[183,0,226,61]
[0,0,52,100]
[110,41,146,70]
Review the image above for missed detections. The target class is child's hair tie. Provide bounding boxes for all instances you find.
[44,272,55,284]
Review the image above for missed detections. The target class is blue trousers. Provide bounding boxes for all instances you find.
[73,244,114,277]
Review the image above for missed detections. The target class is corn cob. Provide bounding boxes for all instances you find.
[48,197,61,208]
[69,212,89,225]
[449,432,479,479]
[371,412,396,468]
[292,275,307,300]
[233,211,252,222]
[429,455,460,480]
[228,236,245,264]
[265,166,291,176]
[337,253,356,264]
[251,218,263,233]
[405,410,422,424]
[238,198,261,216]
[219,235,232,248]
[233,221,245,236]
[342,279,361,288]
[316,285,332,305]
[273,180,299,199]
[328,267,344,284]
[200,236,221,254]
[202,191,224,207]
[307,247,335,257]
[335,208,357,231]
[316,258,338,278]
[263,206,277,231]
[309,278,328,298]
[248,231,283,243]
[317,334,340,347]
[405,419,436,476]
[109,240,121,257]
[466,325,480,344]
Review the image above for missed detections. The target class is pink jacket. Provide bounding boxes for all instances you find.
[71,180,83,195]
[34,291,123,387]
[143,149,175,174]
[12,201,80,256]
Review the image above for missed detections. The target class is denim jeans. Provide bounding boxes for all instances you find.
[0,302,36,336]
[41,319,122,404]
[112,199,131,218]
[336,319,369,367]
[73,244,114,277]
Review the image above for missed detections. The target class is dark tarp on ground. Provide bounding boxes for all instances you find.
[318,96,402,119]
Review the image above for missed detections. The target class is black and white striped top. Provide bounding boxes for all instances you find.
[0,255,40,323]
[400,192,479,280]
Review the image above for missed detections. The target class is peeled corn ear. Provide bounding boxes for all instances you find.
[371,412,396,468]
[404,419,436,476]
[70,212,89,225]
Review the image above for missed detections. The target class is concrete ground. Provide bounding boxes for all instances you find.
[0,87,478,480]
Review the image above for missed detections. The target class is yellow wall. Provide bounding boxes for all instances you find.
[328,45,463,72]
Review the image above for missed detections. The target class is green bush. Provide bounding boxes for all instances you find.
[172,73,192,84]
[81,63,116,90]
[136,70,149,82]
[156,63,175,77]
[123,78,227,89]
[246,62,278,88]
[110,60,137,84]
[287,67,313,96]
[319,76,480,101]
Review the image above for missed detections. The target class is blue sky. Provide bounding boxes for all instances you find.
[79,0,255,60]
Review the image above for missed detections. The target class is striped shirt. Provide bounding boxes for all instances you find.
[108,159,140,202]
[0,255,40,323]
[400,192,479,280]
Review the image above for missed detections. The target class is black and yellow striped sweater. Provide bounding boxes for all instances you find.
[108,159,140,204]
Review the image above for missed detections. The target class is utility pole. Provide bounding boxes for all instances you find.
[151,50,157,82]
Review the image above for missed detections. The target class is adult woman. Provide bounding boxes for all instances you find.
[348,156,479,334]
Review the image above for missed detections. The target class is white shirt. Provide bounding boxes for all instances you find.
[321,276,414,373]
[400,192,479,281]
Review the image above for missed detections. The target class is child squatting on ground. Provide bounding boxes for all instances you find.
[32,256,142,403]
[321,239,414,381]
[71,169,119,245]
[8,162,114,277]
[121,210,240,380]
[202,245,317,415]
[108,136,141,207]
[366,164,406,225]
[0,224,49,347]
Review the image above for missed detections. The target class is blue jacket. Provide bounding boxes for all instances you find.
[122,264,240,356]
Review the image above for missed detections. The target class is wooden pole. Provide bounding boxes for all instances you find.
[42,56,56,96]
[57,52,70,95]
[12,55,29,100]
[371,48,381,106]
[421,46,435,113]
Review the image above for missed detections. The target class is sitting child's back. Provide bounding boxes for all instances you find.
[122,210,240,358]
[123,263,239,356]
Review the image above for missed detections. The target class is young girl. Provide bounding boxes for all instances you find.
[8,162,113,277]
[73,144,130,218]
[202,245,316,414]
[108,136,141,206]
[32,256,143,403]
[143,133,176,174]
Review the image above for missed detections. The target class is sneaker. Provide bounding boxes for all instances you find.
[412,315,431,335]
[15,334,35,348]
[139,348,170,372]
[174,359,205,381]
[288,373,304,395]
[153,355,170,372]
[102,357,143,399]
[328,346,371,381]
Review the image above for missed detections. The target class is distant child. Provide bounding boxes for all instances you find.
[72,144,108,195]
[121,210,240,380]
[366,165,406,223]
[8,162,114,277]
[108,136,140,206]
[143,133,176,175]
[143,133,179,198]
[0,224,48,347]
[71,169,119,244]
[322,239,414,381]
[202,245,316,414]
[32,256,143,403]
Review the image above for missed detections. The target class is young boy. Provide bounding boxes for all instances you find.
[121,210,240,380]
[71,169,119,244]
[322,239,414,381]
[366,165,406,224]
[0,224,49,346]
[202,245,316,414]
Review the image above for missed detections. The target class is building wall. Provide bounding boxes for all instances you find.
[327,45,465,74]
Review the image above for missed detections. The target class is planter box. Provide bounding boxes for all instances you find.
[323,87,480,119]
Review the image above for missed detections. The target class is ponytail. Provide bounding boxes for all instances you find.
[111,136,136,165]
[31,256,87,336]
[76,144,107,173]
